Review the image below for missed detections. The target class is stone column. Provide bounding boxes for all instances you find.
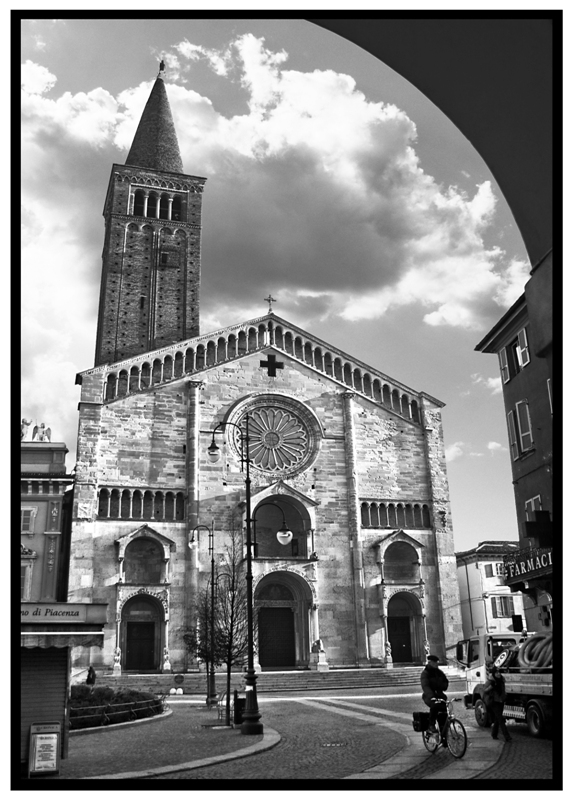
[185,381,202,670]
[419,395,463,663]
[342,391,369,666]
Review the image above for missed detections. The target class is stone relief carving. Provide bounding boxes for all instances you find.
[117,586,170,614]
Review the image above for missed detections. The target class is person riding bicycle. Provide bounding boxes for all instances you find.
[421,654,449,734]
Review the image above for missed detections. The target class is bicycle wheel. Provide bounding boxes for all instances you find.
[446,719,467,758]
[422,729,439,753]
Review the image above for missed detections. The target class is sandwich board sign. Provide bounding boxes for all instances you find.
[28,722,61,777]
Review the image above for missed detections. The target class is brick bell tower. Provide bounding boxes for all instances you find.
[94,61,206,366]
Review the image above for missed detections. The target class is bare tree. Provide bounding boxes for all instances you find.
[183,584,226,703]
[215,518,251,725]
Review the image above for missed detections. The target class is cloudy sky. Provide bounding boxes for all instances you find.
[21,17,533,552]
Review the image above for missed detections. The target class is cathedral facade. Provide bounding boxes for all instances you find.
[68,66,463,674]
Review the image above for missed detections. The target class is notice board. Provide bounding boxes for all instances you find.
[28,722,61,777]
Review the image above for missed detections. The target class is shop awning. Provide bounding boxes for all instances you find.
[20,632,105,649]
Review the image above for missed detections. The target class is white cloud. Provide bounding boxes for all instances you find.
[21,60,56,94]
[445,441,465,462]
[22,38,529,331]
[487,441,507,455]
[494,258,531,308]
[470,373,503,395]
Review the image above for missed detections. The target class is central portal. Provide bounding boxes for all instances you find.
[255,574,312,670]
[258,607,295,668]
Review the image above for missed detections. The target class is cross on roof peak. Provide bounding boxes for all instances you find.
[264,294,277,313]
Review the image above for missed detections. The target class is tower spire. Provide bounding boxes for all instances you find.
[125,62,184,174]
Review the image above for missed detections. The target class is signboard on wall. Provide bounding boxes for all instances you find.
[21,603,88,622]
[28,722,61,777]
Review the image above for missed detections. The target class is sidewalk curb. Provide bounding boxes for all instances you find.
[66,727,281,780]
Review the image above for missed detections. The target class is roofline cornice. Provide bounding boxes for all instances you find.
[77,312,444,407]
[474,294,527,353]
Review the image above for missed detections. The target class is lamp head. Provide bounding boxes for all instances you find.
[276,523,293,546]
[207,440,221,463]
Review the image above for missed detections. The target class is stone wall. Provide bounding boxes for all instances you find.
[70,347,462,671]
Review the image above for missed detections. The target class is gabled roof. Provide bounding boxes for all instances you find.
[125,71,184,174]
[115,524,176,559]
[77,312,444,412]
[250,480,320,508]
[455,540,521,560]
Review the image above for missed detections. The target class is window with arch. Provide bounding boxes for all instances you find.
[384,541,420,583]
[124,537,163,584]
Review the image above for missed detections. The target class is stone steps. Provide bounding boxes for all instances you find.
[88,665,464,696]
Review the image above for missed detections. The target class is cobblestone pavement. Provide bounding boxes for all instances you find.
[41,684,556,784]
[471,724,555,780]
[56,706,265,780]
[146,697,405,781]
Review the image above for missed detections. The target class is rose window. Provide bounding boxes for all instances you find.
[237,407,309,472]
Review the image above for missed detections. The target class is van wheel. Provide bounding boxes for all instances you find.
[526,702,546,738]
[474,698,491,728]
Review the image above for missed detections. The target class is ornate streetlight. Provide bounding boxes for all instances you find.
[207,417,294,734]
[189,522,217,708]
[207,414,262,735]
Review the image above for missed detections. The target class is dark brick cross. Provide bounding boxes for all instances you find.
[260,354,284,377]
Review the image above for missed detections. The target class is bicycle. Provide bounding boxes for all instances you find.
[420,699,467,758]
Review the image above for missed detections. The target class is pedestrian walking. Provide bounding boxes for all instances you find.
[86,665,97,692]
[420,654,449,734]
[483,665,511,742]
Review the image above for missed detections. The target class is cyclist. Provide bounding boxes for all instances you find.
[421,654,449,735]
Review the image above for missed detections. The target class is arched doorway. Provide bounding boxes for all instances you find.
[121,595,164,672]
[255,572,313,670]
[258,585,296,668]
[387,592,424,664]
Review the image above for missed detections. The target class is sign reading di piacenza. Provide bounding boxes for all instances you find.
[21,603,88,622]
[503,547,553,582]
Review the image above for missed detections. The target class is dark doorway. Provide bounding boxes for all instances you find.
[258,607,295,668]
[387,617,413,662]
[126,621,156,670]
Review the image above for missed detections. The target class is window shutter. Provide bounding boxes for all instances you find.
[507,411,519,459]
[508,596,515,616]
[498,347,510,383]
[516,401,534,451]
[525,498,534,521]
[491,597,498,618]
[517,328,530,367]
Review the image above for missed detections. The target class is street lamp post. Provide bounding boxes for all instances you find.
[207,416,294,734]
[190,522,218,708]
[207,414,263,735]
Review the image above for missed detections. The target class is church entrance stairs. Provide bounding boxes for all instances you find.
[91,665,464,696]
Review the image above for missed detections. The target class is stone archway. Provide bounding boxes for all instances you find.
[120,593,165,672]
[387,591,424,665]
[255,571,313,670]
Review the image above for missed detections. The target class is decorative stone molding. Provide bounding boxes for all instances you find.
[252,563,318,599]
[226,393,323,478]
[117,585,170,616]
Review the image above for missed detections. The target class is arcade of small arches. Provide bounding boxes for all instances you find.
[130,189,184,222]
[361,501,432,529]
[115,172,203,194]
[97,487,185,522]
[101,321,422,424]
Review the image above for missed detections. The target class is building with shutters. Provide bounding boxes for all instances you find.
[475,253,553,633]
[20,433,107,769]
[455,540,526,639]
[68,64,463,677]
